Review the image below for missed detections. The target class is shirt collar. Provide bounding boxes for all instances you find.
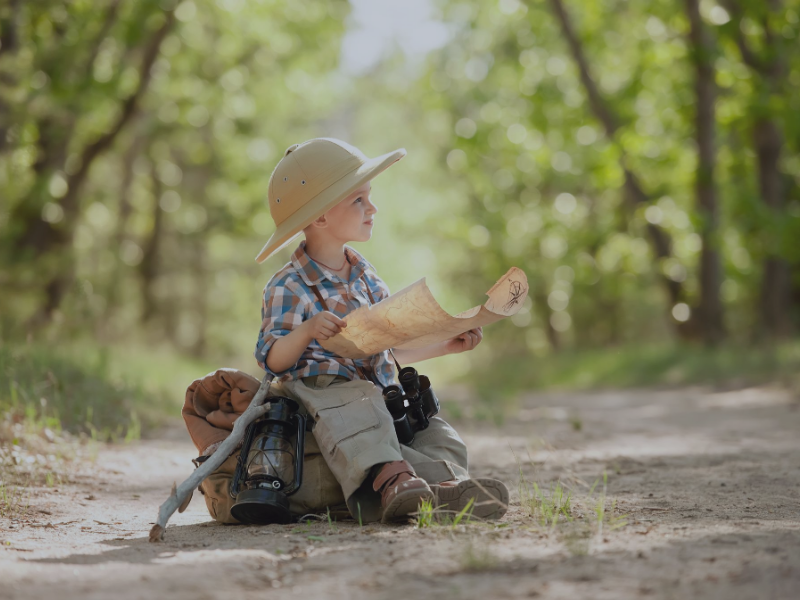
[291,240,375,287]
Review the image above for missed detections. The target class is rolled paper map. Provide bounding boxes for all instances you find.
[320,267,529,359]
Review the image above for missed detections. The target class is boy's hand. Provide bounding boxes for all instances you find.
[302,311,347,342]
[443,327,483,355]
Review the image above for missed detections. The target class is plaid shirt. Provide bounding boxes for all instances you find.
[255,241,396,387]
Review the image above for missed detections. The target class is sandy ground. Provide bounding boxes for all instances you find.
[1,385,799,600]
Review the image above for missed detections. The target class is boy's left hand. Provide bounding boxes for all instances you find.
[443,327,483,355]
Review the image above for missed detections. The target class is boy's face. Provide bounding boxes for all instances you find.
[310,182,377,243]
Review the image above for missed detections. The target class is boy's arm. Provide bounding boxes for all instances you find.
[265,311,347,374]
[392,327,483,365]
[392,342,448,365]
[265,326,314,374]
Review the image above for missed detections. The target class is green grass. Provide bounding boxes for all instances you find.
[516,450,628,548]
[416,498,435,529]
[416,496,476,530]
[518,477,573,528]
[589,472,628,536]
[0,342,214,441]
[0,480,28,518]
[469,341,800,405]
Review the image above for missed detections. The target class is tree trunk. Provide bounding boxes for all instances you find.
[685,0,725,344]
[140,158,164,324]
[0,0,23,155]
[0,0,22,57]
[754,119,791,337]
[102,131,145,328]
[191,240,208,357]
[724,0,792,338]
[547,0,687,331]
[535,289,560,352]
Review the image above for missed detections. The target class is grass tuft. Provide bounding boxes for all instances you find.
[416,497,435,529]
[517,456,573,528]
[416,497,476,530]
[590,471,628,536]
[0,479,29,519]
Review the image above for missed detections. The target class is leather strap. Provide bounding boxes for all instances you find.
[308,282,330,312]
[308,279,376,384]
[308,274,404,383]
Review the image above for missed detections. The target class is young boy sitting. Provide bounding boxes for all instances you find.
[252,137,508,523]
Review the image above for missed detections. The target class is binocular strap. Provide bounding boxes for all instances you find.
[308,277,404,387]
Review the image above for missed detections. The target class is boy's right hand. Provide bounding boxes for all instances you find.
[302,311,347,342]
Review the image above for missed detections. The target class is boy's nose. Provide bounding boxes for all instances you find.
[366,200,378,215]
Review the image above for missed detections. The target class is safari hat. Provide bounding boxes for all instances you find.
[255,137,406,263]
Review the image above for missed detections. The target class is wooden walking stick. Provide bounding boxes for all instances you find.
[149,376,273,542]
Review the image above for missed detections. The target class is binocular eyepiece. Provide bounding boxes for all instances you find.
[382,366,440,445]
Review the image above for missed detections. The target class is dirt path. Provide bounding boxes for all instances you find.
[2,385,799,600]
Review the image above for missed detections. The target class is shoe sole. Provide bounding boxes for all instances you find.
[381,487,435,523]
[430,478,509,521]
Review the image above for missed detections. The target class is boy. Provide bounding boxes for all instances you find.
[253,138,508,523]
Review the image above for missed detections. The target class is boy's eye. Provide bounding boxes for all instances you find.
[354,197,362,203]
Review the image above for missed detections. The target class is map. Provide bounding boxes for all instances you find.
[320,267,529,359]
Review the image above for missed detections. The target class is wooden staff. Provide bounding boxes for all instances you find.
[149,377,273,542]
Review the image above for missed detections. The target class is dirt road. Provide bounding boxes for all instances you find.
[1,385,799,600]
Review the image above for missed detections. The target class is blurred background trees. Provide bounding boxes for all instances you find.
[1,0,799,420]
[419,0,800,362]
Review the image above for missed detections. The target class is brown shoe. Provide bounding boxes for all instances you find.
[373,460,434,523]
[429,478,509,521]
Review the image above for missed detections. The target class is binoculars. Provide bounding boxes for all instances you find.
[382,366,440,445]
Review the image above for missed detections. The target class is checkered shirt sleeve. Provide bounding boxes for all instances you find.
[254,271,310,378]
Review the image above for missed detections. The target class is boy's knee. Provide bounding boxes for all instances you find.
[410,417,469,469]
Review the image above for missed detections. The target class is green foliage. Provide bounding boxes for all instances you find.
[0,0,352,360]
[422,0,800,354]
[1,0,799,420]
[469,341,800,409]
[0,342,186,440]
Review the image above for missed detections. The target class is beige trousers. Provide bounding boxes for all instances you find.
[199,374,469,524]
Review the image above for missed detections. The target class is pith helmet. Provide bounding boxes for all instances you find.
[255,138,406,263]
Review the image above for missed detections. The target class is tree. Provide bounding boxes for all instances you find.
[3,1,175,326]
[548,0,689,331]
[723,0,794,338]
[684,0,725,344]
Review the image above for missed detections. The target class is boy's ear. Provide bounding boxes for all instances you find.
[308,214,328,229]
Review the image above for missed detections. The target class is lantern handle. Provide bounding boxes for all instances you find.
[283,412,306,496]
